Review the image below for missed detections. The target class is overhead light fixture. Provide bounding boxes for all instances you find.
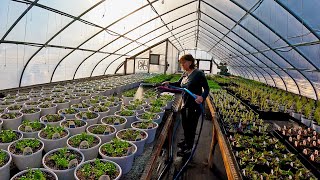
[161,0,164,4]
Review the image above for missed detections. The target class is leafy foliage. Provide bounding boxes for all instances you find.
[68,133,95,148]
[0,150,9,167]
[0,130,19,143]
[78,159,117,179]
[17,169,46,180]
[14,139,41,153]
[48,148,78,169]
[101,138,131,157]
[41,125,65,139]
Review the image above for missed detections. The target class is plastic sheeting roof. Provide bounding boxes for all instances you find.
[0,0,319,99]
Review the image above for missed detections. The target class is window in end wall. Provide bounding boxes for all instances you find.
[149,54,160,65]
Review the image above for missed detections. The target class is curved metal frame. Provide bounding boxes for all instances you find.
[1,0,318,99]
[229,0,318,99]
[201,2,303,94]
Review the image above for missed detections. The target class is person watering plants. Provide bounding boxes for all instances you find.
[163,54,209,156]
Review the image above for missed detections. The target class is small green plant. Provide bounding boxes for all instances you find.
[108,96,120,102]
[39,103,54,108]
[17,169,47,180]
[101,138,131,157]
[77,111,98,119]
[140,112,157,120]
[7,104,23,110]
[21,108,40,114]
[90,105,109,112]
[61,120,85,128]
[53,98,67,103]
[12,139,41,154]
[68,133,95,148]
[42,114,63,122]
[25,101,41,106]
[61,108,78,114]
[1,112,22,119]
[39,97,54,102]
[160,94,174,102]
[314,107,320,124]
[134,120,154,129]
[118,109,134,116]
[41,125,65,139]
[102,116,125,125]
[0,150,9,167]
[118,129,143,141]
[72,103,90,108]
[123,89,137,97]
[47,148,79,169]
[148,106,162,113]
[77,159,117,179]
[124,104,140,111]
[150,99,166,107]
[130,99,145,106]
[0,130,19,143]
[20,120,44,131]
[90,125,114,134]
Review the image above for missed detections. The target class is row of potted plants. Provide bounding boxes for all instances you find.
[209,75,320,130]
[211,90,316,179]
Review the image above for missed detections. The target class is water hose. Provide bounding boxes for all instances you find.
[157,85,205,180]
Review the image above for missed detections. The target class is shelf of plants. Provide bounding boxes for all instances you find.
[0,73,183,180]
[210,90,317,179]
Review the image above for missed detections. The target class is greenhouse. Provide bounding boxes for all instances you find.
[0,0,320,179]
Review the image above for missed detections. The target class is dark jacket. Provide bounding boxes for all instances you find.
[170,69,209,108]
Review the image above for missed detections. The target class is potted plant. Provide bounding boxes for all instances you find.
[0,112,23,130]
[78,93,91,101]
[88,105,110,121]
[29,94,42,101]
[143,90,157,103]
[0,101,15,109]
[99,138,137,174]
[144,106,165,120]
[99,101,119,115]
[116,128,148,156]
[293,99,303,120]
[123,104,144,114]
[64,95,81,105]
[8,138,44,170]
[115,109,136,128]
[86,124,116,144]
[39,97,54,103]
[20,107,41,121]
[24,100,42,108]
[91,95,108,102]
[42,147,85,180]
[101,115,127,131]
[108,96,122,110]
[149,98,166,109]
[38,103,57,116]
[0,130,23,150]
[38,125,70,152]
[58,108,80,119]
[136,112,161,124]
[74,158,122,180]
[14,96,30,105]
[60,119,87,136]
[71,103,91,112]
[18,120,46,138]
[82,99,100,106]
[122,89,136,105]
[131,120,158,143]
[6,104,23,113]
[129,99,148,108]
[11,168,58,180]
[160,93,175,109]
[52,98,70,111]
[313,107,320,132]
[40,114,66,127]
[0,149,11,180]
[67,133,101,160]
